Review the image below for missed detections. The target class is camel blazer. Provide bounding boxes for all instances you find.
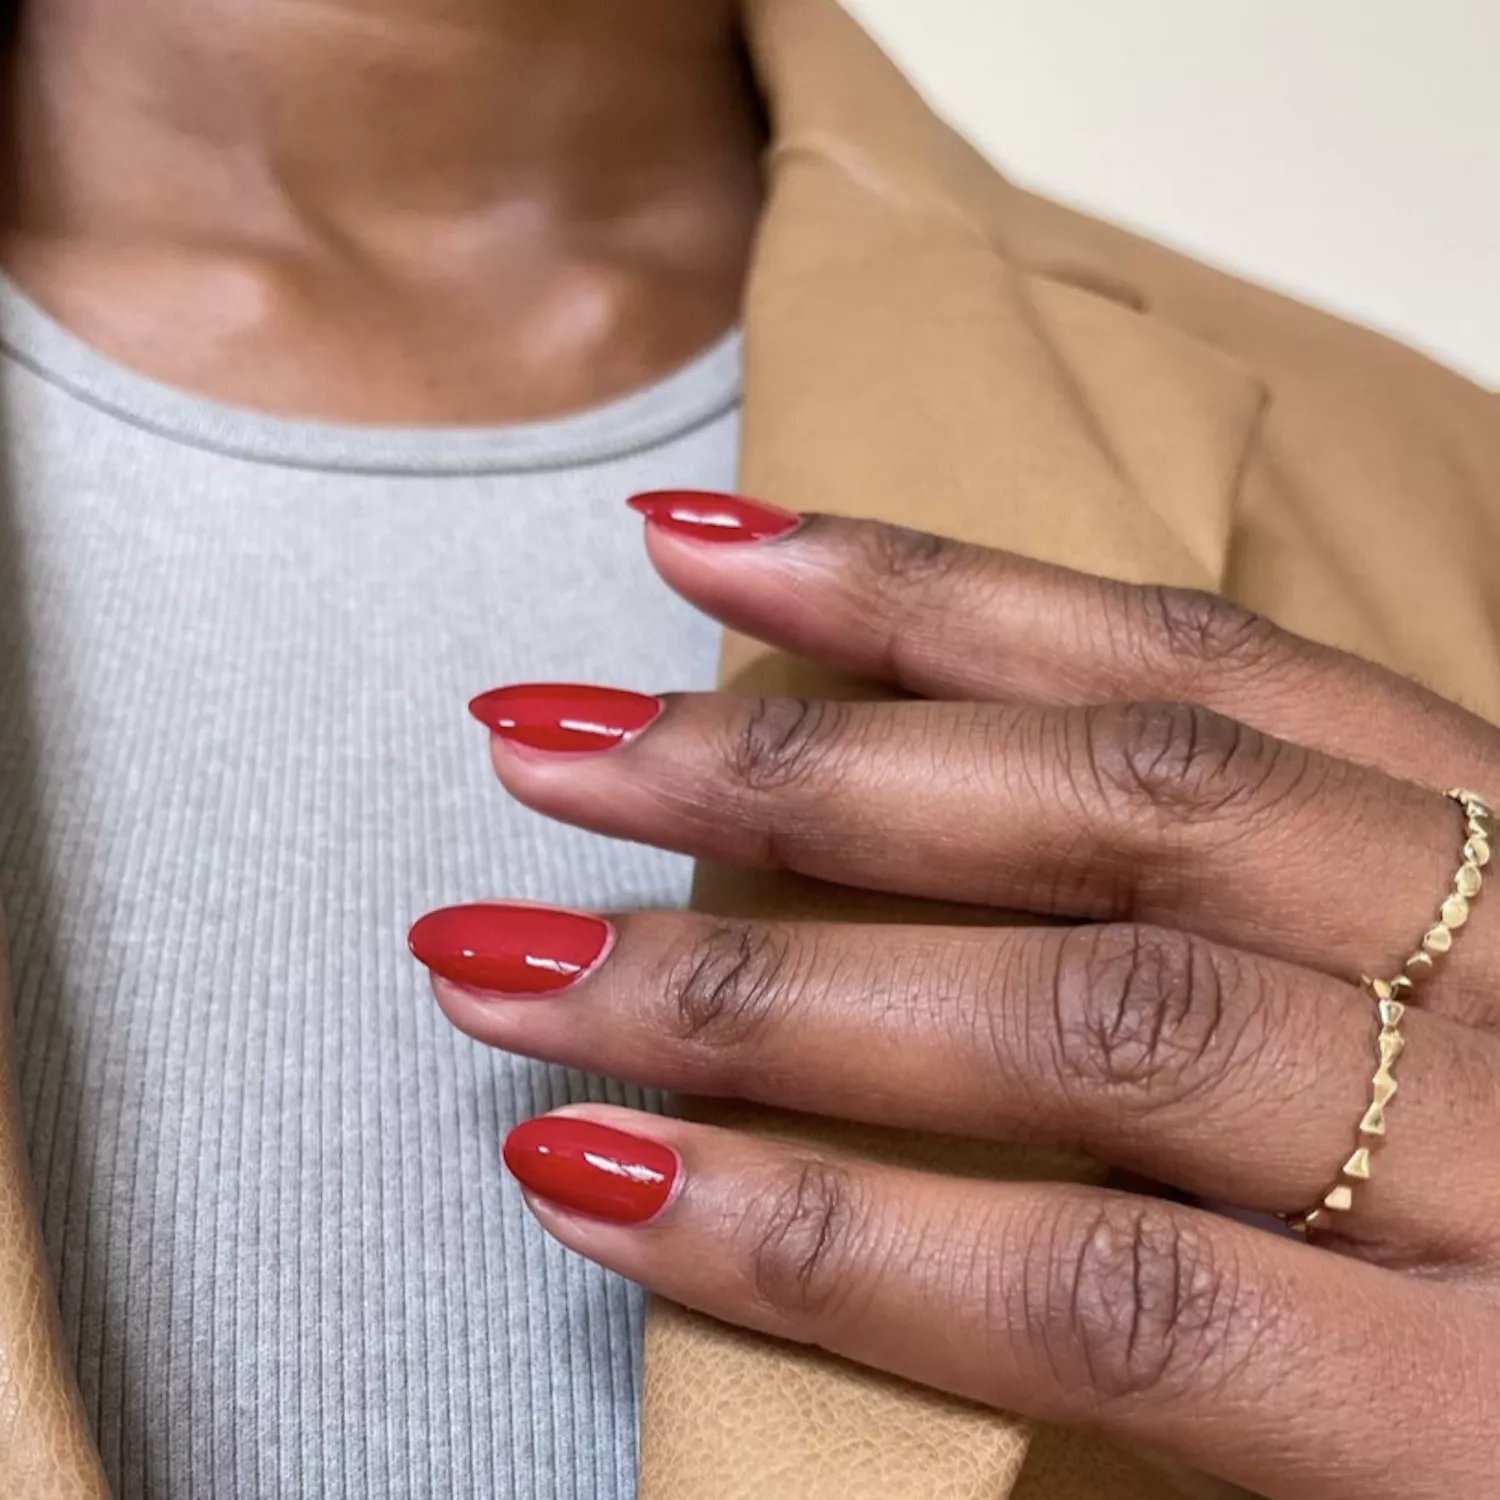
[1,1,1496,1495]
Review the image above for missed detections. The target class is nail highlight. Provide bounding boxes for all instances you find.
[469,683,662,754]
[627,490,802,544]
[504,1116,680,1225]
[408,902,612,996]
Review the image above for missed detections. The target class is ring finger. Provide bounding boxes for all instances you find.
[411,903,1500,1262]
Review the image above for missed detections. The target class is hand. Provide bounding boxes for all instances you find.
[412,491,1500,1500]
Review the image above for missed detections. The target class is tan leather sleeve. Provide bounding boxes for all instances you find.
[0,944,109,1498]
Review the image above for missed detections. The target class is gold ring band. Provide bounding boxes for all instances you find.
[1283,988,1407,1233]
[1371,788,1492,994]
[1283,788,1492,1235]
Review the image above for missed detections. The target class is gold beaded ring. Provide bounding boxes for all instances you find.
[1283,789,1491,1235]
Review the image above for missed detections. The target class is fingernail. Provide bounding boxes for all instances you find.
[627,490,802,544]
[408,903,613,996]
[468,683,662,754]
[504,1115,680,1225]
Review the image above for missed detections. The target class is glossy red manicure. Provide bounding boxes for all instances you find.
[627,490,802,544]
[408,903,612,995]
[468,683,662,754]
[504,1116,680,1224]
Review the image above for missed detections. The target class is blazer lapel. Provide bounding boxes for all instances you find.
[732,0,1256,587]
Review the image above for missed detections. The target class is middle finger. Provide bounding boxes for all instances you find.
[473,686,1496,1017]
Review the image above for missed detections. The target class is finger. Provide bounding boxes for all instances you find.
[626,494,1500,792]
[418,905,1500,1262]
[504,1104,1492,1500]
[474,687,1500,1021]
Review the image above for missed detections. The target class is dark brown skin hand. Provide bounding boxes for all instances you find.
[425,500,1500,1500]
[0,0,762,421]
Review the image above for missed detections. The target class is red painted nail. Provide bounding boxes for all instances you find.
[627,490,802,544]
[504,1116,680,1225]
[468,683,662,754]
[408,903,612,995]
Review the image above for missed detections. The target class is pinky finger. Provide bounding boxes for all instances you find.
[505,1105,1489,1500]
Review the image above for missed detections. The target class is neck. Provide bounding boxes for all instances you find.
[0,0,766,421]
[7,0,764,239]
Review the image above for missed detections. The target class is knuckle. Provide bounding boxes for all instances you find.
[1024,1196,1248,1409]
[745,1158,859,1325]
[852,523,994,685]
[1075,700,1278,820]
[726,696,848,794]
[1132,586,1282,677]
[863,521,972,591]
[664,920,797,1050]
[1049,925,1228,1103]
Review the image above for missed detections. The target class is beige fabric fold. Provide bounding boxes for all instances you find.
[0,948,108,1498]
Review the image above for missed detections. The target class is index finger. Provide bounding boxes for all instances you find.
[626,491,1500,789]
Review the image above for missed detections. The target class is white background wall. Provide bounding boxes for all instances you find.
[843,0,1500,386]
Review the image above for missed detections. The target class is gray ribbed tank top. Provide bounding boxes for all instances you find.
[0,276,738,1499]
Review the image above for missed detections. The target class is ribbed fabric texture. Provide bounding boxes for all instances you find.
[0,277,738,1499]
